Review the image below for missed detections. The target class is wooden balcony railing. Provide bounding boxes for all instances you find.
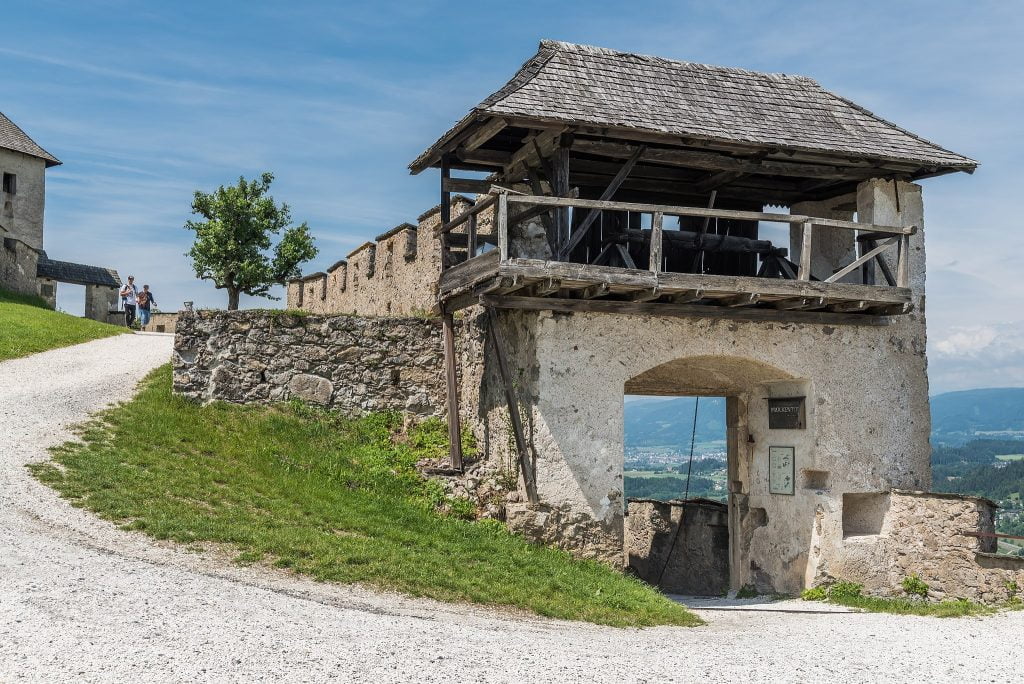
[437,190,916,322]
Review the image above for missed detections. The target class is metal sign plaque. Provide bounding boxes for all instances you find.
[768,397,806,429]
[769,446,795,495]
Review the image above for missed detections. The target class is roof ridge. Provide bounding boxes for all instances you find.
[538,39,817,83]
[479,42,560,110]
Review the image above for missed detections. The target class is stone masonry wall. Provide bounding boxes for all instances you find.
[0,237,40,297]
[172,310,447,418]
[287,195,497,317]
[821,490,1024,604]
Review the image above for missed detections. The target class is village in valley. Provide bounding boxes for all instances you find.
[1,2,1023,682]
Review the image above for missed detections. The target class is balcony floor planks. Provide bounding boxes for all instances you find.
[438,256,912,324]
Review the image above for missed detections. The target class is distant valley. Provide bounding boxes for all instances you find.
[623,388,1024,550]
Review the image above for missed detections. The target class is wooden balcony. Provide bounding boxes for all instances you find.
[437,192,915,325]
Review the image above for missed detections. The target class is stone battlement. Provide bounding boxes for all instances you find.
[286,195,486,317]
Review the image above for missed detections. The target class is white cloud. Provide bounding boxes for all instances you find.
[933,327,998,357]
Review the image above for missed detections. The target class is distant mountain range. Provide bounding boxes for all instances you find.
[931,388,1024,445]
[624,388,1024,448]
[624,396,726,448]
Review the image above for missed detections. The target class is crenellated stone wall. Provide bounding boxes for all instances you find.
[287,196,497,317]
[172,310,449,418]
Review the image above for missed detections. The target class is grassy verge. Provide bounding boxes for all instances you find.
[802,581,993,617]
[30,365,700,628]
[0,287,125,361]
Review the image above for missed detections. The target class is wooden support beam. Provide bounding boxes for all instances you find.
[825,237,898,283]
[897,233,911,288]
[868,302,914,316]
[827,300,868,313]
[530,278,561,297]
[774,296,826,311]
[525,166,556,255]
[669,289,704,304]
[578,282,610,299]
[559,145,646,260]
[497,193,509,261]
[485,308,539,504]
[797,220,813,281]
[434,194,499,237]
[630,287,661,302]
[461,118,507,152]
[443,177,510,195]
[723,293,759,308]
[570,139,884,180]
[649,211,664,275]
[440,158,452,270]
[553,143,571,250]
[695,170,744,193]
[456,148,512,167]
[480,295,893,327]
[509,188,579,229]
[467,214,477,259]
[441,312,463,471]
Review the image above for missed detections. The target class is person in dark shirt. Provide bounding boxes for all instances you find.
[137,284,157,330]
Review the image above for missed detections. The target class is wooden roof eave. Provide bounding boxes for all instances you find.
[411,111,977,179]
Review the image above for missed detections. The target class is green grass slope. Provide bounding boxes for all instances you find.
[30,365,699,628]
[0,288,125,361]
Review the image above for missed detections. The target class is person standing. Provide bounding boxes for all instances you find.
[120,276,138,327]
[137,284,157,330]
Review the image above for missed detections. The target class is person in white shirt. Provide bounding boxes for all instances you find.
[119,275,139,327]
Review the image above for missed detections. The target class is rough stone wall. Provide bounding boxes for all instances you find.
[84,284,119,321]
[172,310,448,418]
[819,491,1024,603]
[0,149,46,251]
[147,311,179,334]
[625,499,730,595]
[0,237,41,297]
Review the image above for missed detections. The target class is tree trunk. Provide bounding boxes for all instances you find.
[227,288,240,310]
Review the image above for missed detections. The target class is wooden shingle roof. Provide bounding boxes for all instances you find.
[410,40,975,175]
[36,252,119,287]
[0,112,61,167]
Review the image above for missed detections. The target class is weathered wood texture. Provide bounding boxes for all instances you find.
[479,295,894,326]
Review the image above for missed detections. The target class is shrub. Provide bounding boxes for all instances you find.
[447,496,477,520]
[801,586,827,601]
[902,574,929,599]
[736,584,758,599]
[827,581,863,600]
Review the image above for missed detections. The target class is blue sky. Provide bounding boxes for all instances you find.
[2,1,1021,393]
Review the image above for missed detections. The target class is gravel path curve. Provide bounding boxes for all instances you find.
[1,334,1020,683]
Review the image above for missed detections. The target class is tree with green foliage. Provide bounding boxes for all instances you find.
[184,172,317,310]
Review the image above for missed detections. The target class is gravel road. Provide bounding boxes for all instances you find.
[1,334,1020,683]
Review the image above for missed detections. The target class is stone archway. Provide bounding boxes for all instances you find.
[623,355,802,593]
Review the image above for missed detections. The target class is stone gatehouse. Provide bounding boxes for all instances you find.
[177,41,1024,600]
[0,110,121,319]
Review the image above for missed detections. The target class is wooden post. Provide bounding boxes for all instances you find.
[486,307,539,504]
[440,156,452,271]
[467,213,477,259]
[553,143,570,253]
[797,220,813,281]
[896,232,910,288]
[649,211,664,275]
[442,311,463,471]
[497,192,509,262]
